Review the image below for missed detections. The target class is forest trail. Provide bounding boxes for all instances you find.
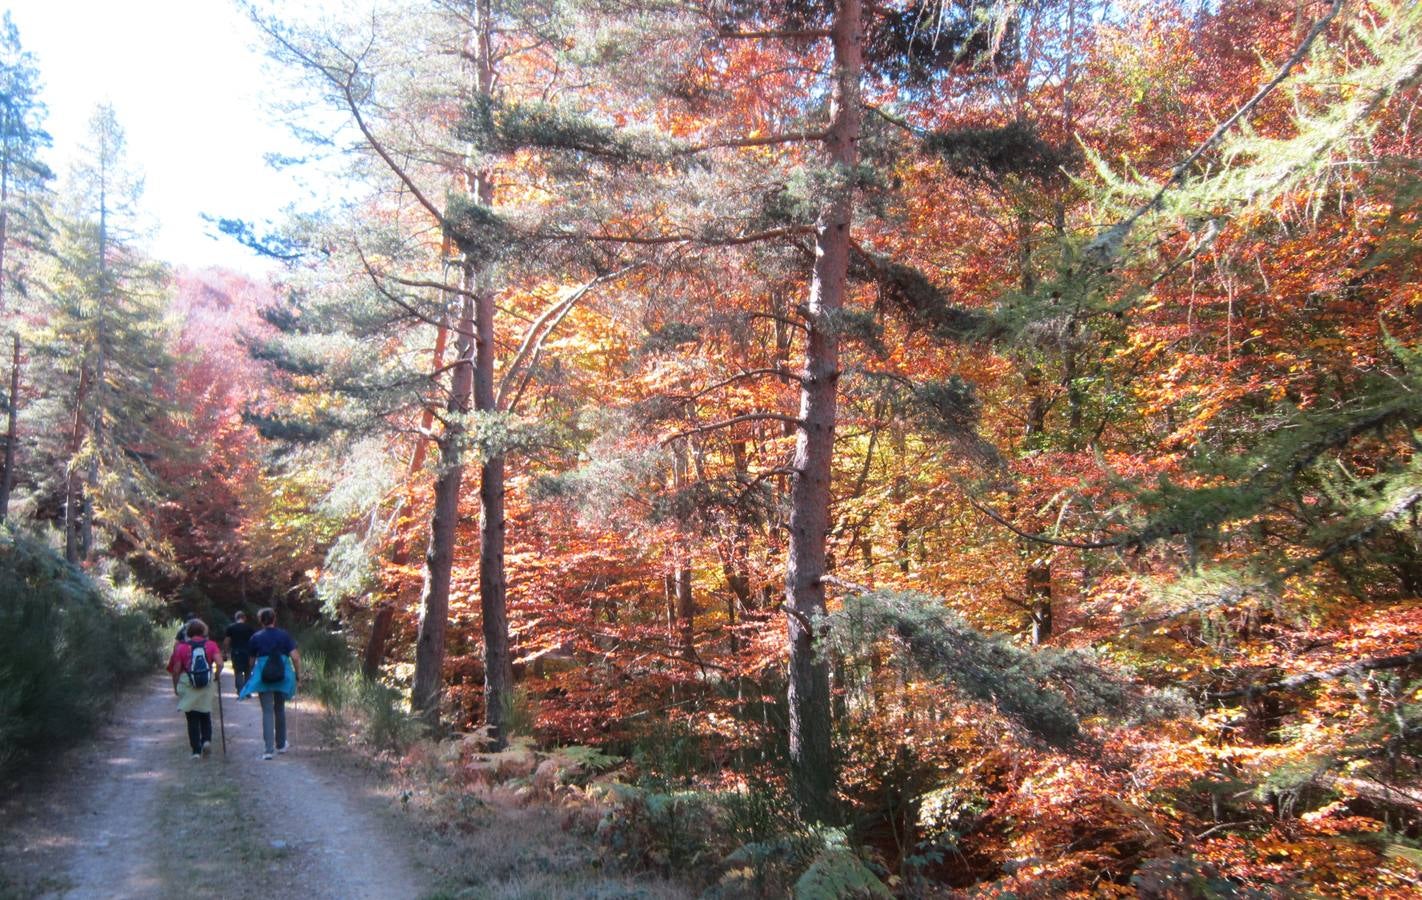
[1,675,427,900]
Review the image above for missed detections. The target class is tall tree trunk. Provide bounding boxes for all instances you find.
[785,0,862,824]
[363,602,396,681]
[0,119,10,522]
[468,0,513,749]
[64,365,91,564]
[477,385,513,746]
[377,299,450,679]
[80,179,110,562]
[1027,557,1053,645]
[0,335,18,520]
[410,270,475,728]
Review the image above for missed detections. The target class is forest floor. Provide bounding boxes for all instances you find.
[0,674,426,899]
[0,674,687,900]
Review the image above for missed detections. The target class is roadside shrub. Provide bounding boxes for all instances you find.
[592,782,729,878]
[299,623,422,754]
[0,526,164,777]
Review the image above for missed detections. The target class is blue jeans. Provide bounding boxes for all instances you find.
[258,691,286,753]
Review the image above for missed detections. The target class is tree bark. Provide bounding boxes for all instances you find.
[380,294,451,676]
[465,0,514,750]
[785,0,862,824]
[410,270,475,728]
[362,602,396,681]
[1027,557,1052,645]
[64,365,91,564]
[477,376,514,746]
[81,177,111,562]
[0,335,19,520]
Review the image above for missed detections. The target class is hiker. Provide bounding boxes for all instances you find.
[168,619,223,758]
[238,607,300,760]
[223,611,256,695]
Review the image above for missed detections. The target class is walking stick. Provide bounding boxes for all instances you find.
[216,668,228,759]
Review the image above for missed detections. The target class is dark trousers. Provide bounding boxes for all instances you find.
[184,711,212,753]
[233,652,252,693]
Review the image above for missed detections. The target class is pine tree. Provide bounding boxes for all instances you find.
[27,105,174,565]
[0,13,52,521]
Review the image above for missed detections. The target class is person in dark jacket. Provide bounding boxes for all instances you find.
[223,611,256,694]
[238,607,301,760]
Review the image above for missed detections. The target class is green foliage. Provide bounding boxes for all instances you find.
[552,743,623,773]
[1126,338,1422,621]
[914,376,981,435]
[458,94,663,164]
[793,848,893,899]
[593,782,727,877]
[822,307,885,355]
[0,525,163,777]
[0,11,55,306]
[443,192,512,259]
[298,624,423,753]
[924,121,1077,183]
[827,589,1150,745]
[852,249,997,341]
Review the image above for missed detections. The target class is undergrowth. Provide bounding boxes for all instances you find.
[296,624,424,754]
[0,526,165,778]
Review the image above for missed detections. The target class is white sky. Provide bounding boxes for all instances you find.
[5,0,323,274]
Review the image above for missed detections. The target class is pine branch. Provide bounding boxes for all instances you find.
[1084,0,1347,268]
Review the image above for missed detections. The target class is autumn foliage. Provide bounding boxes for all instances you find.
[5,0,1421,895]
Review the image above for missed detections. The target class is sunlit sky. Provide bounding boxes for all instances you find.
[5,0,326,275]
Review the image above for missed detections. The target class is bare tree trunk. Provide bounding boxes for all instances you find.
[469,7,513,749]
[363,602,396,681]
[407,313,450,481]
[478,406,513,746]
[0,335,19,520]
[1027,557,1053,645]
[785,0,862,824]
[64,365,91,564]
[411,271,475,728]
[0,127,11,522]
[81,181,110,562]
[378,297,450,678]
[675,550,694,658]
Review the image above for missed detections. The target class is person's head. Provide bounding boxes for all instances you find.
[258,607,276,628]
[186,619,208,639]
[234,611,247,623]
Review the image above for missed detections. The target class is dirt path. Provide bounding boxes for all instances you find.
[1,675,428,900]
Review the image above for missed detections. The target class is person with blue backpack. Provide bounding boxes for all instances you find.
[167,619,223,758]
[238,607,300,760]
